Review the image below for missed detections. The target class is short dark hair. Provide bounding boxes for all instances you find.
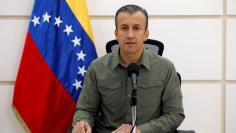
[115,4,148,30]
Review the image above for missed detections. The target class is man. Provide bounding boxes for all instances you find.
[72,4,185,133]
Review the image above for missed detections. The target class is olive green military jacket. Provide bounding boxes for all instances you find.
[73,48,185,133]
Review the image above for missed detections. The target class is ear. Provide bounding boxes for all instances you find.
[144,30,149,41]
[115,29,118,39]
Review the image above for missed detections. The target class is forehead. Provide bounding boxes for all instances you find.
[116,11,146,26]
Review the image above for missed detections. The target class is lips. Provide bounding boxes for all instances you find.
[126,42,136,44]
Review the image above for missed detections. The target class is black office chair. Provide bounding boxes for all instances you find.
[106,39,182,86]
[106,39,195,133]
[106,39,164,56]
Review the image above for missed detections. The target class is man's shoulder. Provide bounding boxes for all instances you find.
[148,51,174,66]
[89,52,114,68]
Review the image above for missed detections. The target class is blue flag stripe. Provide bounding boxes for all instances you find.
[28,0,97,101]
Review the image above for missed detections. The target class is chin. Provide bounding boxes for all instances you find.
[124,49,137,54]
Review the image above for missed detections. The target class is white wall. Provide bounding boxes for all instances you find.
[0,0,236,133]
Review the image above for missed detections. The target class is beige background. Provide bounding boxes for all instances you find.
[0,0,236,133]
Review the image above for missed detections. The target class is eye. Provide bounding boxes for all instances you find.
[134,26,140,30]
[121,26,128,30]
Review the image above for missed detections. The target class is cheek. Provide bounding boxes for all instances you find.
[116,34,126,42]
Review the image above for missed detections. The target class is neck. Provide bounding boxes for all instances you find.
[120,49,143,66]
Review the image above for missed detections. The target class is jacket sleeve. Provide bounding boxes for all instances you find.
[72,65,100,128]
[137,63,185,133]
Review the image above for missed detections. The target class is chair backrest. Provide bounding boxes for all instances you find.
[106,38,181,86]
[106,39,164,56]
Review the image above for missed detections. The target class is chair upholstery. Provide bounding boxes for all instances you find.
[106,39,164,56]
[106,39,182,86]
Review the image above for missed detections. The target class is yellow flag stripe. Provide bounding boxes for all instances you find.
[66,0,94,43]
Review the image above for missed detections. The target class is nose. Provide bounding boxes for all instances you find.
[127,30,134,39]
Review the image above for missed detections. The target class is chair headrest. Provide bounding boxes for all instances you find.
[106,39,164,56]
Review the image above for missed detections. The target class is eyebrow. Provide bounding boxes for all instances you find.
[120,24,141,27]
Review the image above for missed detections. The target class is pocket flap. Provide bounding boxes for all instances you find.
[97,79,121,89]
[138,80,163,88]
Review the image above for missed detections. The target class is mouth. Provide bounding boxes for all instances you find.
[126,42,136,45]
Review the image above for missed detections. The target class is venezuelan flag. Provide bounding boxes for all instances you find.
[12,0,97,132]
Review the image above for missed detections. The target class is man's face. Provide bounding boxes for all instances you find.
[115,11,149,55]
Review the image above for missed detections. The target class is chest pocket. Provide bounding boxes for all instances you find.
[137,80,163,108]
[97,79,122,108]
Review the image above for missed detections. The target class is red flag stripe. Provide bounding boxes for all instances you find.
[13,33,76,133]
